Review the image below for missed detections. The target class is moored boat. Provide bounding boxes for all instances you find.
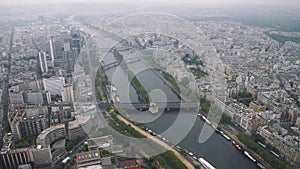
[198,158,216,169]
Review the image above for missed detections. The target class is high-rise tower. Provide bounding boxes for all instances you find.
[49,36,55,66]
[43,51,48,72]
[38,51,48,73]
[38,52,44,73]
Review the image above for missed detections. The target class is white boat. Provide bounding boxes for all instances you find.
[116,96,120,103]
[271,151,280,158]
[198,158,216,169]
[244,151,256,162]
[111,86,117,92]
[257,162,266,169]
[201,115,206,121]
[188,152,194,156]
[258,142,266,148]
[222,134,231,141]
[212,124,220,132]
[201,115,212,125]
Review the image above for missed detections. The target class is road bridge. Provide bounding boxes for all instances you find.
[102,57,141,71]
[99,102,199,111]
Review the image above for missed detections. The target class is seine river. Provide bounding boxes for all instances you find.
[103,52,259,169]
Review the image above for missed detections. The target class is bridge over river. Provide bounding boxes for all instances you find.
[99,102,199,111]
[101,56,141,71]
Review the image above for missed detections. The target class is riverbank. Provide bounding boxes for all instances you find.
[95,66,109,102]
[116,114,195,169]
[111,48,149,103]
[221,126,274,169]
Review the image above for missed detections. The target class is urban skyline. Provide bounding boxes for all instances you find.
[0,2,299,169]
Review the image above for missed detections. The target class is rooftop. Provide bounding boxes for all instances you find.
[37,124,65,140]
[88,135,113,149]
[69,115,90,129]
[117,159,138,168]
[77,150,101,162]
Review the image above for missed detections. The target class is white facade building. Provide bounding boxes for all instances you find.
[61,85,74,102]
[43,77,65,96]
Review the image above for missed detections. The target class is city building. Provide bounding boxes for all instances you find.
[0,89,2,103]
[43,77,65,96]
[25,91,51,105]
[9,91,24,104]
[1,143,52,168]
[61,84,74,102]
[1,148,33,169]
[24,107,48,117]
[1,133,33,169]
[87,135,113,151]
[10,111,46,142]
[49,36,55,66]
[76,150,101,168]
[64,38,71,52]
[38,51,48,73]
[101,157,112,166]
[257,126,300,164]
[117,159,141,169]
[31,145,52,169]
[296,117,300,130]
[249,101,266,112]
[49,102,75,125]
[68,116,91,141]
[18,80,44,92]
[257,91,282,111]
[259,110,281,120]
[18,164,32,169]
[36,124,65,146]
[288,107,300,125]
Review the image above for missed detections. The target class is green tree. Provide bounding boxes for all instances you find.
[221,114,232,124]
[179,149,188,156]
[194,165,201,169]
[181,77,189,86]
[237,133,292,169]
[252,133,265,143]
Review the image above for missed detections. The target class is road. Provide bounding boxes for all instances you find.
[0,27,14,146]
[50,137,88,169]
[116,114,195,169]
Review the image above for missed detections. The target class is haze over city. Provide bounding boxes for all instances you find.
[0,1,299,169]
[0,0,299,6]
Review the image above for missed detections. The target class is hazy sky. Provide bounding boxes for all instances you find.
[0,0,299,6]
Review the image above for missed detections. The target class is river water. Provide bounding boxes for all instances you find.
[103,52,259,169]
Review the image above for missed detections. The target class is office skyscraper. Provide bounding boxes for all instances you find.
[49,36,55,66]
[38,52,48,73]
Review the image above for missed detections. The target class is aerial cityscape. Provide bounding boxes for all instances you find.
[0,1,299,169]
